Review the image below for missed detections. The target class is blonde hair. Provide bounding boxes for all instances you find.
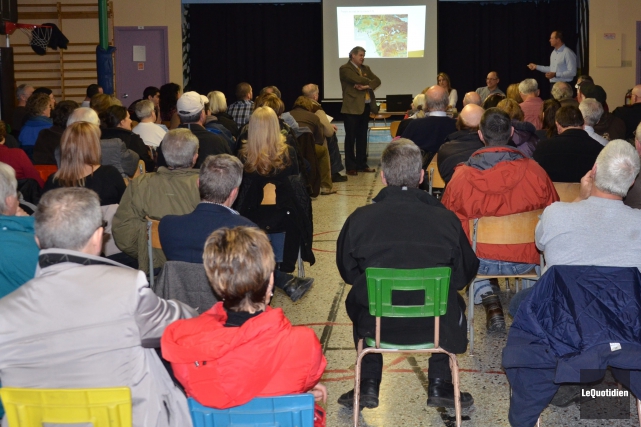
[437,72,452,93]
[90,93,120,115]
[506,84,523,103]
[203,226,274,312]
[207,91,227,114]
[54,122,101,187]
[240,106,290,175]
[497,98,524,121]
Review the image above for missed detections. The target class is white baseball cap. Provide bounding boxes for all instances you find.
[177,91,208,115]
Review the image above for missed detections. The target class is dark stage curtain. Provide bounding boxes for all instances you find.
[187,3,323,112]
[437,1,580,100]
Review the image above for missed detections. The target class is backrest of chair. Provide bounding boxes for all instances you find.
[188,394,314,427]
[261,183,277,205]
[428,156,445,190]
[390,120,401,137]
[0,387,132,427]
[132,159,145,179]
[146,217,162,249]
[553,182,581,203]
[470,209,543,247]
[365,267,451,318]
[34,164,58,182]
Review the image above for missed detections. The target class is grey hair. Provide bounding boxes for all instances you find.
[35,187,103,251]
[207,91,227,114]
[199,154,243,203]
[594,139,641,197]
[381,139,423,188]
[518,78,538,95]
[16,84,33,100]
[349,46,365,59]
[162,128,199,168]
[135,100,155,120]
[0,162,17,214]
[636,122,641,142]
[551,82,573,101]
[579,98,604,127]
[426,88,449,112]
[412,94,425,110]
[302,84,319,99]
[67,107,100,126]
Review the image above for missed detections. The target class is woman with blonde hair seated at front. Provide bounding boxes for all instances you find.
[43,122,126,205]
[161,226,327,409]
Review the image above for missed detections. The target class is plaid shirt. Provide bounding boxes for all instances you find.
[227,100,254,127]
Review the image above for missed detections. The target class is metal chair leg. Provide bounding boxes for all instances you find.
[468,282,474,355]
[353,340,364,427]
[449,353,462,427]
[297,247,305,278]
[147,220,154,289]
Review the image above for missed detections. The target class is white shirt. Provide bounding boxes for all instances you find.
[584,125,608,146]
[536,44,577,83]
[132,122,167,148]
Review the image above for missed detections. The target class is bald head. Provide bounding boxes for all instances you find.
[632,85,641,104]
[459,104,484,128]
[463,91,482,107]
[425,85,449,112]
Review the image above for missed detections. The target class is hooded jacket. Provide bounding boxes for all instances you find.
[442,146,558,264]
[161,303,326,409]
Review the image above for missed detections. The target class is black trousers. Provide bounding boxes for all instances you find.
[343,104,370,170]
[327,134,345,174]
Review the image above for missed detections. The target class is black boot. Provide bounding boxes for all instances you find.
[427,378,474,408]
[337,378,380,409]
[280,275,314,302]
[482,293,506,333]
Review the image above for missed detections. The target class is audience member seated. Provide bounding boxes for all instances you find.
[159,82,181,129]
[442,108,558,333]
[33,87,56,110]
[437,104,484,183]
[510,139,641,315]
[65,107,139,178]
[157,92,231,169]
[437,72,458,110]
[289,96,335,195]
[551,81,578,108]
[207,90,239,138]
[11,84,33,137]
[112,129,200,274]
[611,84,641,141]
[228,82,254,128]
[0,187,197,426]
[18,92,53,158]
[100,105,155,172]
[235,107,315,299]
[81,84,102,108]
[506,83,522,103]
[128,86,162,124]
[33,100,78,165]
[161,226,327,409]
[336,139,478,410]
[481,92,506,109]
[0,121,44,188]
[462,91,482,107]
[623,122,641,209]
[0,162,39,299]
[580,83,625,141]
[400,85,457,163]
[132,100,167,149]
[476,71,505,102]
[535,99,561,140]
[518,78,543,130]
[405,94,426,119]
[43,122,125,206]
[533,105,604,182]
[90,93,120,116]
[579,98,608,146]
[497,98,539,157]
[202,102,235,150]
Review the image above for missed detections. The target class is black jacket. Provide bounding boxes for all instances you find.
[156,123,232,169]
[101,127,154,172]
[33,125,64,165]
[612,103,641,140]
[532,128,603,183]
[437,129,484,183]
[400,115,457,154]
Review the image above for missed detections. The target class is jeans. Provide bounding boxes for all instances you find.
[473,258,538,304]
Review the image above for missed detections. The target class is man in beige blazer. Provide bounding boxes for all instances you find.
[340,46,381,175]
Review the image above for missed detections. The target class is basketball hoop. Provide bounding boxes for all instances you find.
[2,22,52,50]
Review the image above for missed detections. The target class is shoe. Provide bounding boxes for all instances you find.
[347,170,358,176]
[332,173,348,182]
[482,293,506,333]
[320,189,337,195]
[427,378,474,409]
[550,385,581,407]
[358,167,376,173]
[337,378,380,409]
[281,276,314,302]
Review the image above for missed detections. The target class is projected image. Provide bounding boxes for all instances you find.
[338,6,426,58]
[354,14,408,58]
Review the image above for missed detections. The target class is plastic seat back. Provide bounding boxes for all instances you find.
[0,387,132,427]
[188,394,314,427]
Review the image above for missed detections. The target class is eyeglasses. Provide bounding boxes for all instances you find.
[486,78,498,81]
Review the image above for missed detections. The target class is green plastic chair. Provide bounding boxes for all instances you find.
[352,267,462,427]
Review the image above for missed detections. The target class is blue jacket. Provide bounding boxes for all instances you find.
[502,266,641,427]
[0,215,39,299]
[18,116,53,147]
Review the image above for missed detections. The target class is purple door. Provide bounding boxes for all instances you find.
[114,26,169,106]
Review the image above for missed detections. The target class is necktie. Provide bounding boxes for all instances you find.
[358,67,370,101]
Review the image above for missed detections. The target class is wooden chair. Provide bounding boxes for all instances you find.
[146,217,162,289]
[427,155,445,195]
[367,102,392,147]
[467,209,544,354]
[353,267,462,427]
[552,182,581,203]
[390,120,401,138]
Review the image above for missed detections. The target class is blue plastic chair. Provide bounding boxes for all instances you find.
[188,394,314,427]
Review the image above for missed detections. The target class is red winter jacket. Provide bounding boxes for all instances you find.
[442,146,558,264]
[161,302,326,409]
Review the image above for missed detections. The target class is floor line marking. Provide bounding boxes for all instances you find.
[319,281,347,354]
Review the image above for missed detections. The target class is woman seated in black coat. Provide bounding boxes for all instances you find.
[100,105,155,172]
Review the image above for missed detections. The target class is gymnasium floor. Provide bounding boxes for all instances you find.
[270,124,641,427]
